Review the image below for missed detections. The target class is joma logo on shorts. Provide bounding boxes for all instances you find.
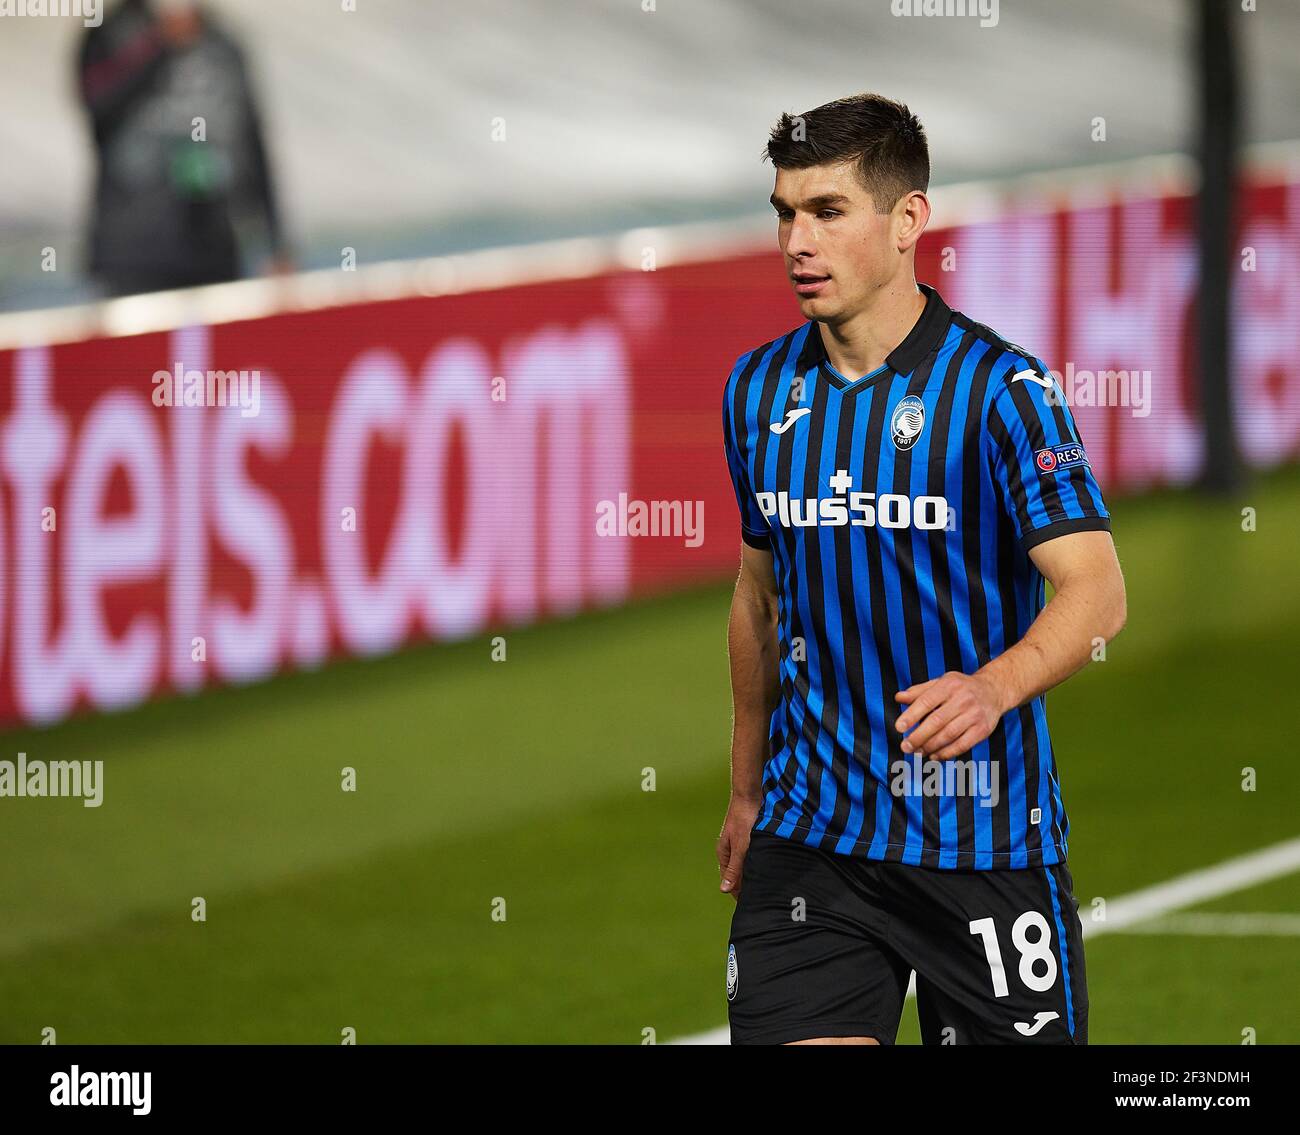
[755,469,949,531]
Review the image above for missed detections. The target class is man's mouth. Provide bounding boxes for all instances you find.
[792,272,831,296]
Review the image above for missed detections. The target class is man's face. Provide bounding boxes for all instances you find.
[770,160,901,322]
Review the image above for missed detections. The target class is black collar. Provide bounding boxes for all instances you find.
[798,282,952,380]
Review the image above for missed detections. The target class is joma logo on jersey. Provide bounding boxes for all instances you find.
[755,468,949,531]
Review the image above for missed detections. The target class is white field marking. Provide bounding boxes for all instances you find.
[1079,837,1300,940]
[672,1025,732,1045]
[1115,912,1300,937]
[671,836,1300,1044]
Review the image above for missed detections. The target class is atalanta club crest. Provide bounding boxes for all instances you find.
[890,396,926,451]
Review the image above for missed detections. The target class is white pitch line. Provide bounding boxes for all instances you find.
[671,836,1300,1044]
[1116,912,1300,937]
[673,1025,733,1045]
[1079,837,1300,940]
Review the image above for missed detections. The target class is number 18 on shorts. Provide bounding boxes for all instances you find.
[726,831,1088,1045]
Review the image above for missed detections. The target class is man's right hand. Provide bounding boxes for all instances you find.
[716,794,761,901]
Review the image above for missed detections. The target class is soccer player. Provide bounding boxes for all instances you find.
[718,93,1126,1045]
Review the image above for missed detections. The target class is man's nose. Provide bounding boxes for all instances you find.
[784,214,819,258]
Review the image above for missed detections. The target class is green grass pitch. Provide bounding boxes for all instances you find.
[0,467,1296,1043]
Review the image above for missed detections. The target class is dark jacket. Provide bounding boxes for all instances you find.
[78,0,283,293]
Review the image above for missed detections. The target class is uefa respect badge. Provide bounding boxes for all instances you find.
[1033,442,1089,474]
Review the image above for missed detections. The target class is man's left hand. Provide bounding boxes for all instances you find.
[893,671,1006,761]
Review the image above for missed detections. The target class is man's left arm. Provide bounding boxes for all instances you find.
[893,528,1126,761]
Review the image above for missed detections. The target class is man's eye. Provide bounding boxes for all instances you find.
[775,210,793,220]
[818,210,840,219]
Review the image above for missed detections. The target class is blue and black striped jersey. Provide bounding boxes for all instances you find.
[722,284,1111,869]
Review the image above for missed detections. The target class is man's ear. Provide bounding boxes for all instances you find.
[896,190,931,253]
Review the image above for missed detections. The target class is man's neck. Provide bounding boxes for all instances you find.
[819,280,927,382]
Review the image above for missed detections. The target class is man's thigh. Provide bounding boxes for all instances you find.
[727,831,911,1045]
[883,859,1088,1045]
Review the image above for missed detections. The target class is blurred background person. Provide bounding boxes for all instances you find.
[77,0,288,297]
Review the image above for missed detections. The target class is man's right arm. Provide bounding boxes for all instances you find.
[78,14,167,138]
[717,542,781,900]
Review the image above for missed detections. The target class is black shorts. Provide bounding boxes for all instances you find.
[726,829,1088,1045]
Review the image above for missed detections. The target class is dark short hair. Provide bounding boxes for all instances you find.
[765,93,930,213]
